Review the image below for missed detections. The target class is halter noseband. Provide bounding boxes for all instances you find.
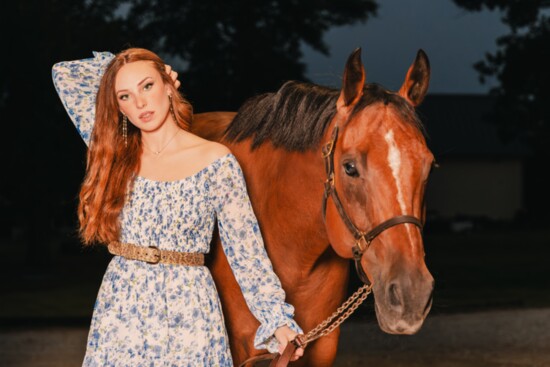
[321,126,423,286]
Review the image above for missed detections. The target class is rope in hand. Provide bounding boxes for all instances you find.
[239,284,373,367]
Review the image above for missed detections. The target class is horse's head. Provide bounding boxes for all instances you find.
[324,48,434,334]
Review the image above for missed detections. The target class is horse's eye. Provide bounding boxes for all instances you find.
[343,161,359,177]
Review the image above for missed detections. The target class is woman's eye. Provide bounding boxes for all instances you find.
[343,162,359,177]
[118,94,129,101]
[144,82,153,91]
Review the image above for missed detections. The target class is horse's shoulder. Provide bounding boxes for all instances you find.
[192,112,236,142]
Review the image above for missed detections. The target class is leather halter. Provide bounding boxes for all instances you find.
[321,126,423,286]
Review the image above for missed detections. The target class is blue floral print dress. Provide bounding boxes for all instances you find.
[52,53,301,367]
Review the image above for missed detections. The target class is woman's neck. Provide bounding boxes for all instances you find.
[140,119,182,156]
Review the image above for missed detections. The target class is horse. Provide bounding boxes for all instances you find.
[192,48,435,366]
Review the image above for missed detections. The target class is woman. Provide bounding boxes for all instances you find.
[52,48,303,366]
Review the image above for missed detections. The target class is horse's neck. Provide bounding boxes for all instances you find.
[230,142,338,273]
[226,139,351,334]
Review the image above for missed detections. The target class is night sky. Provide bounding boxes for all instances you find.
[302,0,507,94]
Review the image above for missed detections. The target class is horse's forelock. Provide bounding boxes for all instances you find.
[351,83,427,138]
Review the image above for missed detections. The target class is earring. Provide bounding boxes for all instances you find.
[168,94,177,122]
[122,114,128,147]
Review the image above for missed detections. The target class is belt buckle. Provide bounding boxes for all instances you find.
[147,246,161,264]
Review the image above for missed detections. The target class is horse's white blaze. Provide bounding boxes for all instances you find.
[384,130,414,241]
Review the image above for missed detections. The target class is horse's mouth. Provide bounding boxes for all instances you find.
[374,296,432,335]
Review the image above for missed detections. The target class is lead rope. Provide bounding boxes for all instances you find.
[301,283,372,346]
[239,284,372,367]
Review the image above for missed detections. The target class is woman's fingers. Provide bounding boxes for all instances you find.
[164,64,181,89]
[274,326,304,361]
[291,347,304,361]
[277,339,304,361]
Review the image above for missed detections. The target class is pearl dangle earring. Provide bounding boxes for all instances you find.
[122,114,128,147]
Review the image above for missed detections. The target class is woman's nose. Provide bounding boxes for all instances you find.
[135,95,147,109]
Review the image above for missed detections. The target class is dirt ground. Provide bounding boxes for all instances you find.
[334,308,550,367]
[1,308,549,367]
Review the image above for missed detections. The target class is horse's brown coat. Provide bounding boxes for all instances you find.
[193,49,434,366]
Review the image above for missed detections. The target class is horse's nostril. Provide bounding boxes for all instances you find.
[387,283,403,311]
[423,292,433,313]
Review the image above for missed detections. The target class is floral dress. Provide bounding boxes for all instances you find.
[52,53,301,367]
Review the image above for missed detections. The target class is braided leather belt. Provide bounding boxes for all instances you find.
[108,241,204,266]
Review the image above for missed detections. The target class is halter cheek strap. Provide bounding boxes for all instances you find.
[321,126,423,286]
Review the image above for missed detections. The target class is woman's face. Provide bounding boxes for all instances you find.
[115,61,172,132]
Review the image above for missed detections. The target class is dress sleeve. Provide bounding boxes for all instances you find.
[51,51,115,146]
[213,154,302,352]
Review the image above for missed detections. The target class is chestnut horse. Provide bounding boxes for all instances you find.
[193,48,435,366]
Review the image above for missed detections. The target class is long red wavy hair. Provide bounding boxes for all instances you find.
[78,48,193,245]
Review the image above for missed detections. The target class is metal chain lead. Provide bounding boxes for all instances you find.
[301,284,372,347]
[239,285,372,366]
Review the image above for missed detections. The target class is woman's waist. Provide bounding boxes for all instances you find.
[109,241,209,266]
[116,236,210,252]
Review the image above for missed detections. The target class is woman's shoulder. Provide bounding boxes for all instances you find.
[179,135,235,173]
[200,140,232,161]
[179,132,232,159]
[188,139,232,167]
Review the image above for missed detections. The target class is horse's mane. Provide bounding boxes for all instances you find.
[225,81,339,151]
[224,81,426,151]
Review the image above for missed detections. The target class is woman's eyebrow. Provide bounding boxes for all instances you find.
[116,76,152,93]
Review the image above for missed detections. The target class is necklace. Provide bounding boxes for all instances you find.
[144,129,181,158]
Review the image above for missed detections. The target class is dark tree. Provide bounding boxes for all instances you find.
[453,0,550,156]
[0,0,131,266]
[117,0,378,111]
[0,0,378,265]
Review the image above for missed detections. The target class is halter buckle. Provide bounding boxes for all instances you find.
[322,144,333,159]
[324,174,334,191]
[353,236,370,260]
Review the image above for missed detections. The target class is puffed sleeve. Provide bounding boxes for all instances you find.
[213,154,302,352]
[51,51,114,146]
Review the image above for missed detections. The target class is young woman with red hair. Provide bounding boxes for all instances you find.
[52,48,303,366]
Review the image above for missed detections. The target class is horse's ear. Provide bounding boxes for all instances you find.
[398,49,430,107]
[338,48,365,109]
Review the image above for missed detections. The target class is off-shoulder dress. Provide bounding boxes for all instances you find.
[52,52,301,367]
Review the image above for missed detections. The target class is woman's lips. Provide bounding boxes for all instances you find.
[139,111,155,122]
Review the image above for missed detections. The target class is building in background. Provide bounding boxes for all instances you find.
[420,94,532,231]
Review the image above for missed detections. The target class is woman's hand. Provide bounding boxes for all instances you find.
[274,325,304,362]
[164,64,180,89]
